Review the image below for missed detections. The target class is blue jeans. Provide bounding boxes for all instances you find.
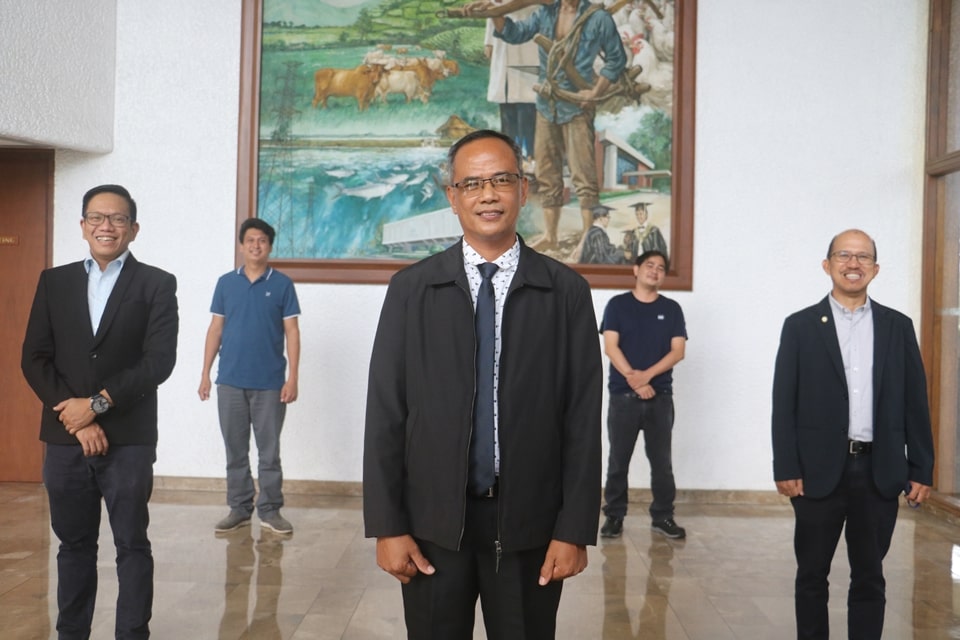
[602,392,676,521]
[217,385,286,517]
[43,444,155,640]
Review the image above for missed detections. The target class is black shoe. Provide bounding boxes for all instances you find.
[651,518,686,539]
[600,516,623,538]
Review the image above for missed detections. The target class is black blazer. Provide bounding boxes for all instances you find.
[21,254,179,446]
[772,296,934,499]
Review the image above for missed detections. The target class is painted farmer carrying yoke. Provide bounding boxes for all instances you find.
[442,0,648,254]
[444,0,652,106]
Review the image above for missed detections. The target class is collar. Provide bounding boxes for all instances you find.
[428,236,553,291]
[84,249,130,274]
[462,236,521,270]
[237,265,273,281]
[828,293,871,315]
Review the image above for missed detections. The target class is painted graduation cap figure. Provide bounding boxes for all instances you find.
[592,204,615,218]
[624,200,668,259]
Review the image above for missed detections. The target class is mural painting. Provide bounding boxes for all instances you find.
[255,0,680,272]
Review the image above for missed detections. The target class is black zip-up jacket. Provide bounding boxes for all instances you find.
[363,239,602,552]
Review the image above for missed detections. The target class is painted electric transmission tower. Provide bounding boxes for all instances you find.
[263,60,302,256]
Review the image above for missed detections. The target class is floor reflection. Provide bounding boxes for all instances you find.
[639,536,676,637]
[600,539,632,637]
[217,528,286,640]
[3,485,960,638]
[601,534,678,639]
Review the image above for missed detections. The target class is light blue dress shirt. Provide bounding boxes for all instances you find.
[829,294,874,442]
[85,250,130,335]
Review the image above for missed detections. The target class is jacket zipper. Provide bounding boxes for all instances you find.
[494,283,517,574]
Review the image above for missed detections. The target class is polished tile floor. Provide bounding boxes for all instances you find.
[2,483,960,639]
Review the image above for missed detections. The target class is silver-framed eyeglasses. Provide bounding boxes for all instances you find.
[830,251,875,265]
[84,212,132,227]
[452,172,521,195]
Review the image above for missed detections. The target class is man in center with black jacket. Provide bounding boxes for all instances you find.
[363,129,602,639]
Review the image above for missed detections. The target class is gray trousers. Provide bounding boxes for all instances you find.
[217,384,286,517]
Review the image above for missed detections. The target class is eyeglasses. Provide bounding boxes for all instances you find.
[452,172,521,195]
[84,212,132,227]
[830,251,876,266]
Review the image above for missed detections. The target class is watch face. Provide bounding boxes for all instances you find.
[91,395,109,414]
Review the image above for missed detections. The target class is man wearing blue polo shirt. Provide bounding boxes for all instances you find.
[199,218,301,534]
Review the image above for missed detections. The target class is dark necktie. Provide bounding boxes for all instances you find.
[469,262,499,496]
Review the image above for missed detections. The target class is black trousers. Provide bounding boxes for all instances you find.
[791,452,899,640]
[401,497,563,640]
[44,444,155,640]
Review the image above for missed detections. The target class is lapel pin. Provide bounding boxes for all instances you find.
[821,315,828,323]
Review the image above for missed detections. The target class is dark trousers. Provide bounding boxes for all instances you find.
[43,444,156,640]
[401,497,563,639]
[791,452,899,640]
[603,392,676,521]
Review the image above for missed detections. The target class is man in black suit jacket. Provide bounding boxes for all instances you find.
[772,228,934,640]
[21,184,178,639]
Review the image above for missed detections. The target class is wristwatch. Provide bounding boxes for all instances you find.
[90,393,110,415]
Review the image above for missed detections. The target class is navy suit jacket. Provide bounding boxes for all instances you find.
[21,254,179,446]
[772,296,934,499]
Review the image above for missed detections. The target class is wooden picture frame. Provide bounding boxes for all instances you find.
[236,0,696,289]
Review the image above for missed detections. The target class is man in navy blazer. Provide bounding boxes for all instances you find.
[772,229,934,640]
[22,184,178,639]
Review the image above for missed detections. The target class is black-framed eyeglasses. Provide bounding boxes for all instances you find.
[84,212,132,228]
[452,172,522,195]
[830,251,875,265]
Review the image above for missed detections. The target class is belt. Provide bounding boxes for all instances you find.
[624,390,671,399]
[848,440,872,456]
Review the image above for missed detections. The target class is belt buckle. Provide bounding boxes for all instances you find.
[848,440,870,455]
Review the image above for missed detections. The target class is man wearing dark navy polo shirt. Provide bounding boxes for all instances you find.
[599,250,687,540]
[199,218,301,534]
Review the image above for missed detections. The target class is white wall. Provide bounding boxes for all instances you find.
[0,0,117,151]
[36,0,932,492]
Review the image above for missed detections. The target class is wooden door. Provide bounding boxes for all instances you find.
[0,149,52,482]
